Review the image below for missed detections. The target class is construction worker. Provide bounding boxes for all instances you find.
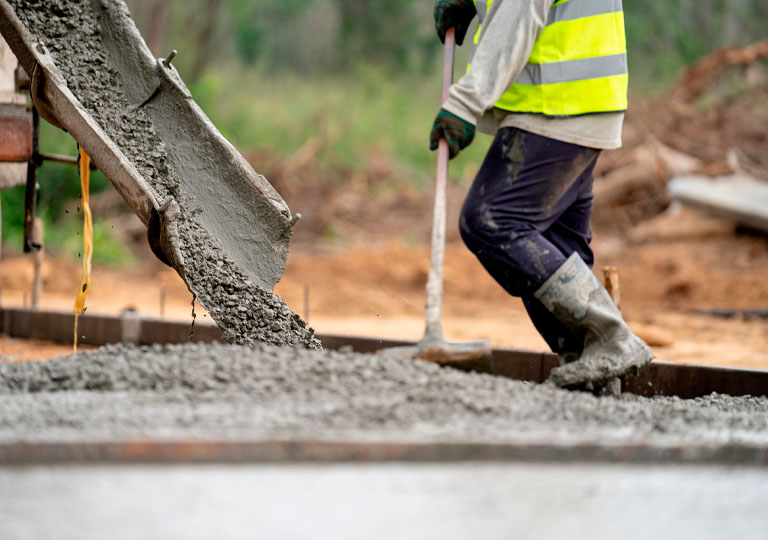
[430,0,653,392]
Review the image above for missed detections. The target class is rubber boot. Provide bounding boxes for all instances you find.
[534,252,654,391]
[558,352,580,366]
[560,353,622,396]
[521,297,583,366]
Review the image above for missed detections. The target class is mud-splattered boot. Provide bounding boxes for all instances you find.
[534,253,654,392]
[558,353,622,396]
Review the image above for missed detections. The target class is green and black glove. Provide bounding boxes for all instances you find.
[430,109,475,160]
[433,0,476,46]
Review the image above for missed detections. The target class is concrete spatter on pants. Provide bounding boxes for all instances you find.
[502,129,526,186]
[460,128,598,296]
[460,127,603,359]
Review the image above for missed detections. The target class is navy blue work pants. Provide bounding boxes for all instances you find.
[459,128,600,355]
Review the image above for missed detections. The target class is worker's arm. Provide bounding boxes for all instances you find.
[443,0,554,125]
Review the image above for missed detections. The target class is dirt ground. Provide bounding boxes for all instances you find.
[2,74,766,367]
[1,205,766,369]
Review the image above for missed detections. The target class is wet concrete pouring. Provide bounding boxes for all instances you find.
[3,0,768,456]
[8,0,319,349]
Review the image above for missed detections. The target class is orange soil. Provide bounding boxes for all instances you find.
[1,209,766,369]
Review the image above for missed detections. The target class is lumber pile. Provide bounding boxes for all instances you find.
[592,40,768,233]
[668,175,768,234]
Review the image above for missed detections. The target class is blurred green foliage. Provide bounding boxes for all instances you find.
[4,0,766,260]
[196,63,490,188]
[131,0,767,85]
[623,0,768,90]
[181,0,766,186]
[229,0,315,66]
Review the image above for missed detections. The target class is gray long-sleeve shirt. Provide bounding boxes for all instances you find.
[442,0,624,150]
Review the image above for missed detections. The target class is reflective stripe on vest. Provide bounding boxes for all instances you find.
[471,0,628,117]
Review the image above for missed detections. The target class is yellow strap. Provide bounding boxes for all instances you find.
[495,74,629,116]
[73,147,93,352]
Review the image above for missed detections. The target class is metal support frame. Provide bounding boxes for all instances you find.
[22,105,39,252]
[19,104,96,254]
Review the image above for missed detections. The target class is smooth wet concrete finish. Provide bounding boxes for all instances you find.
[7,0,319,349]
[1,343,767,448]
[2,462,768,540]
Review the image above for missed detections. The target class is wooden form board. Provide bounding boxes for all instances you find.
[2,308,767,400]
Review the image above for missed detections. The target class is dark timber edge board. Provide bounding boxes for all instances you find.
[2,308,767,400]
[0,440,766,466]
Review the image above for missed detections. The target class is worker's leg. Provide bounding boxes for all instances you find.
[459,127,599,298]
[522,296,581,357]
[460,128,652,390]
[521,167,596,358]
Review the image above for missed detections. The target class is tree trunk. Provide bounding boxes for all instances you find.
[188,0,223,84]
[148,0,171,56]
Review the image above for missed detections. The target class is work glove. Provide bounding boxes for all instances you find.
[433,0,476,46]
[430,109,475,160]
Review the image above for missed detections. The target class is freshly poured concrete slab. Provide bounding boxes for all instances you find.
[668,174,768,233]
[1,463,767,540]
[2,343,768,454]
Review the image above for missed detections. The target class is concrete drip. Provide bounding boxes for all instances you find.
[8,0,320,349]
[1,343,767,446]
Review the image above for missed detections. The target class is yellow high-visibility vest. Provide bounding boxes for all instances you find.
[472,0,628,117]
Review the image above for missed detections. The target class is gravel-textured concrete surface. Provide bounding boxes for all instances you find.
[4,1,768,454]
[1,343,766,446]
[8,0,319,349]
